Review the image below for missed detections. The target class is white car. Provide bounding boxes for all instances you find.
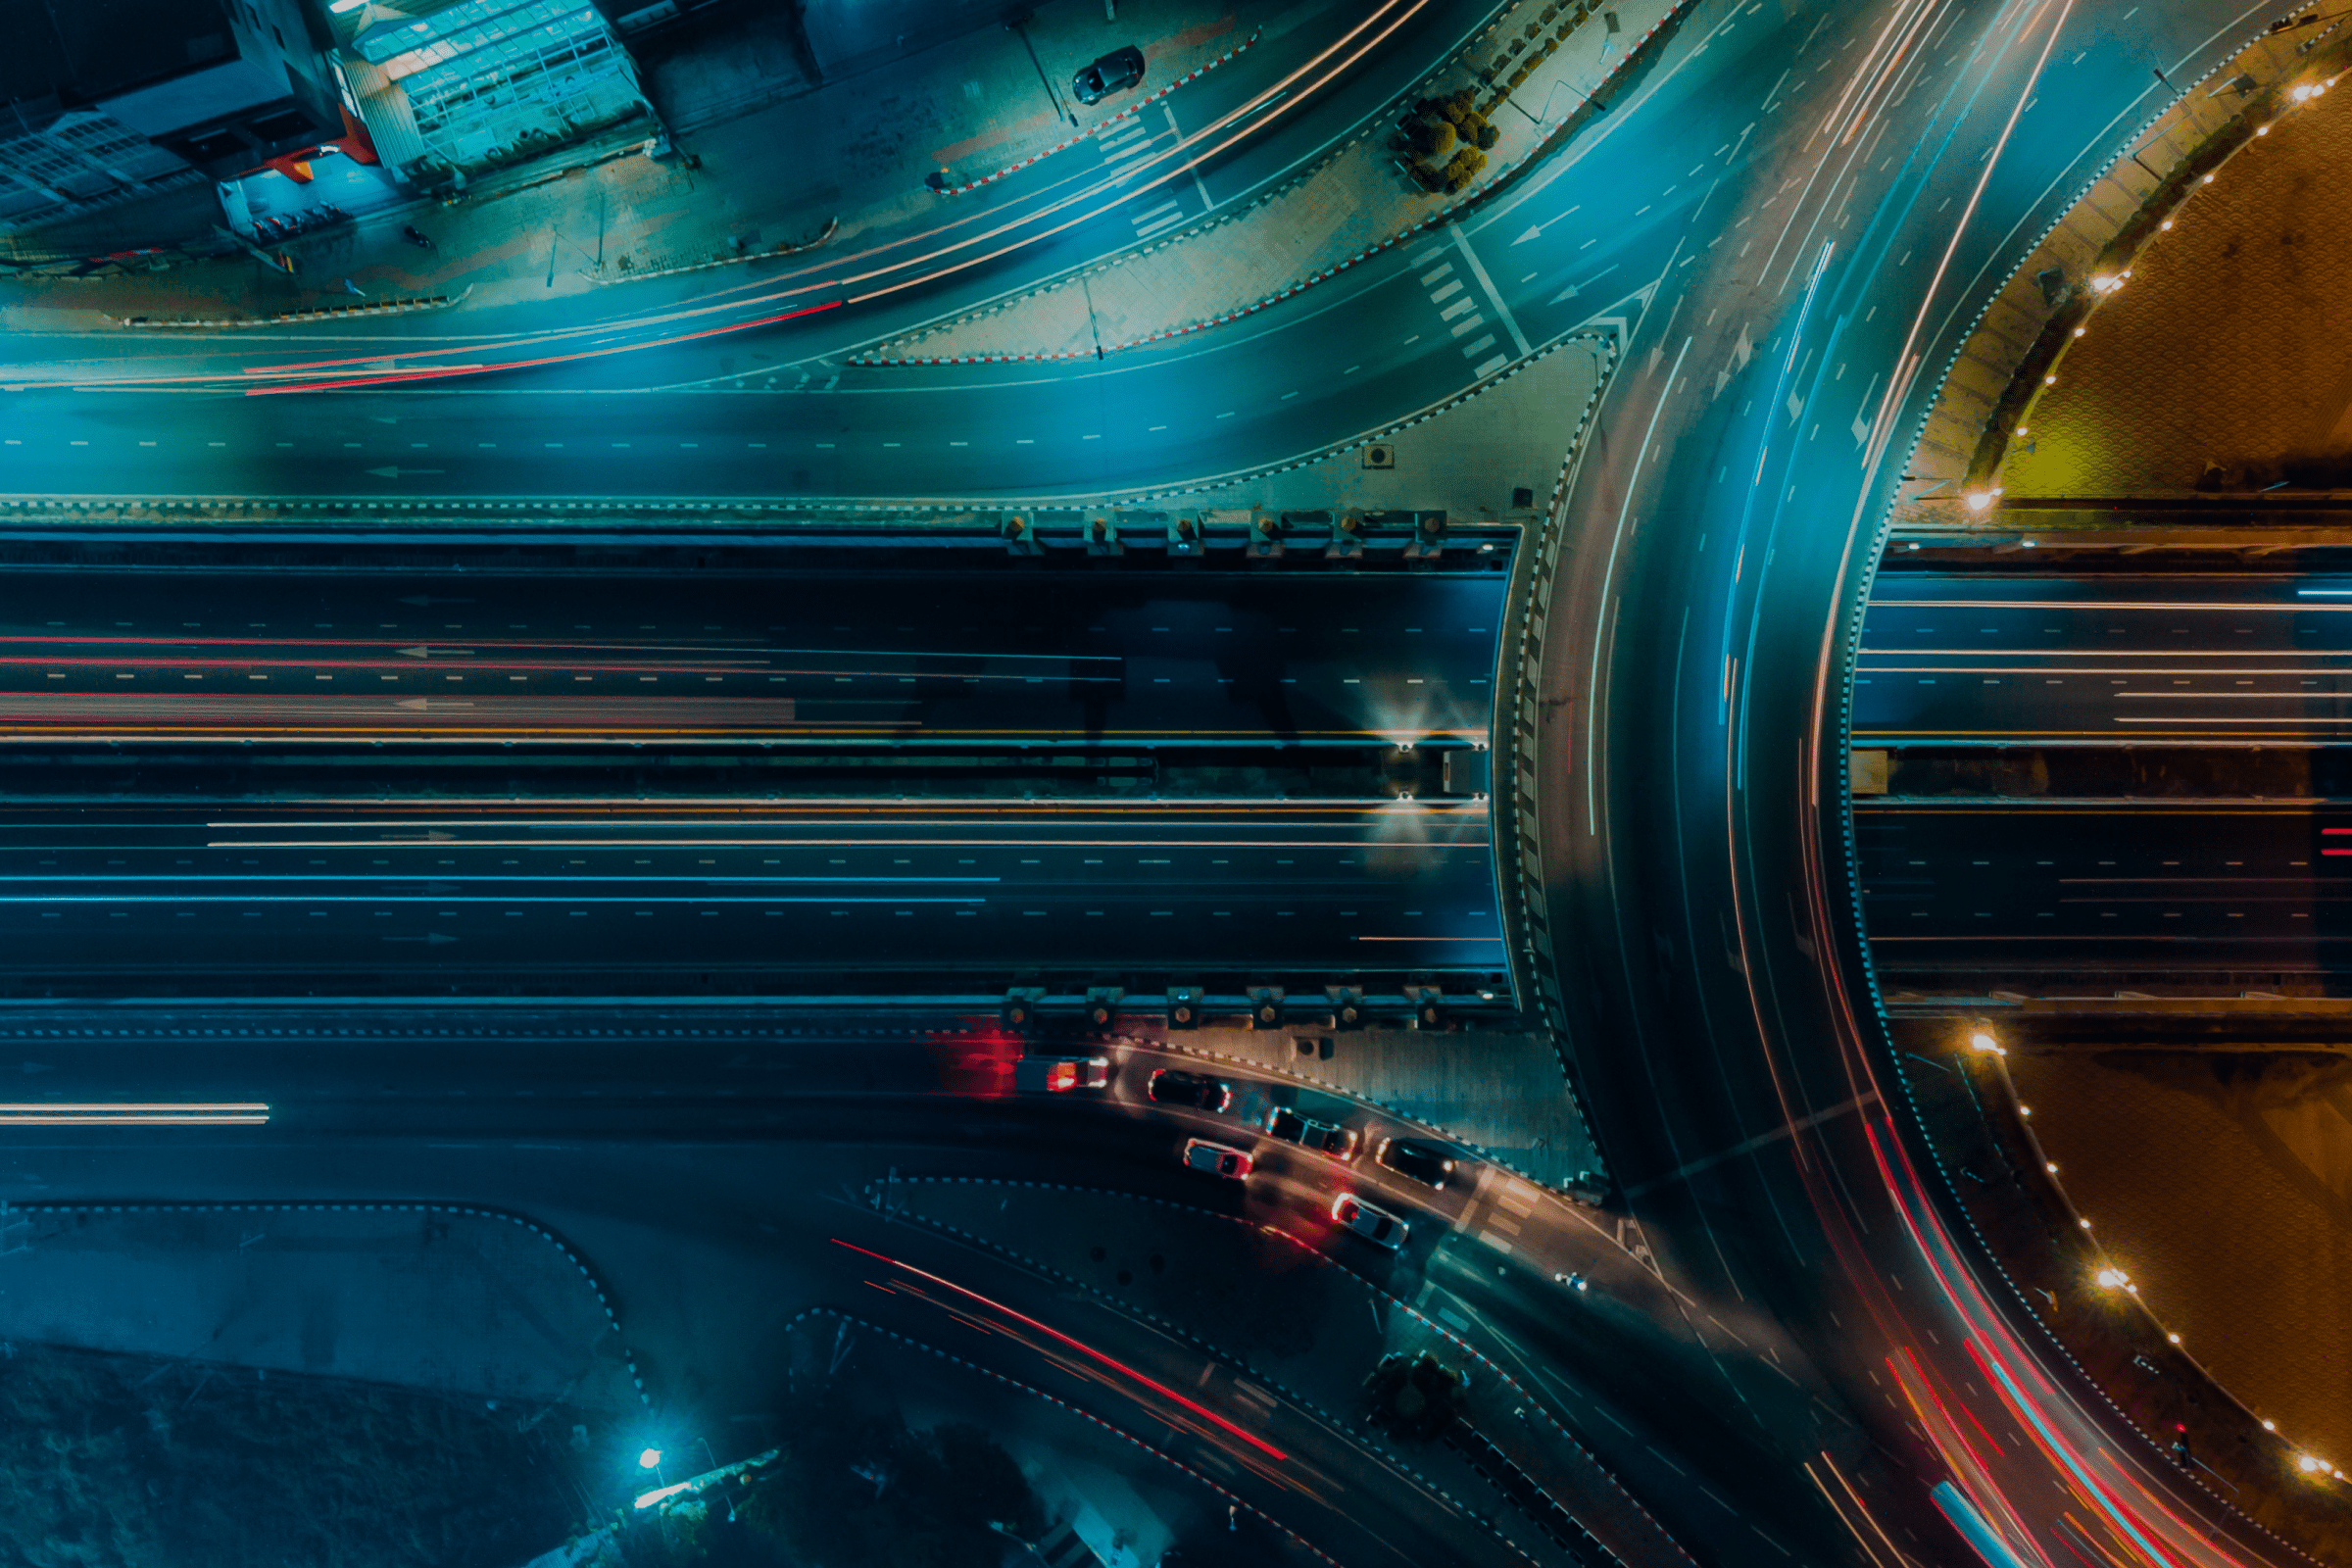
[1181,1139,1252,1180]
[1332,1193,1408,1250]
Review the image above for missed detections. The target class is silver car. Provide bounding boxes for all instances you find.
[1182,1138,1252,1180]
[1332,1193,1408,1250]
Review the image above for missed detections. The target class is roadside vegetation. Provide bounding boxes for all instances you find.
[0,1344,578,1568]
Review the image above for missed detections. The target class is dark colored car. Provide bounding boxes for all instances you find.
[1072,45,1147,106]
[1375,1136,1456,1190]
[1266,1106,1360,1159]
[1147,1067,1233,1112]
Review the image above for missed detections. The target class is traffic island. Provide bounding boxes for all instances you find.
[1895,14,2352,533]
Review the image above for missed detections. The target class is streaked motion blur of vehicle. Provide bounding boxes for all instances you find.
[1181,1138,1252,1179]
[1267,1106,1359,1159]
[1015,1054,1110,1093]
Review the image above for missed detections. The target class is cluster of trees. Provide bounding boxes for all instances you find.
[1397,90,1498,193]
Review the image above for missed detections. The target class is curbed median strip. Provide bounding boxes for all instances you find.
[117,286,476,329]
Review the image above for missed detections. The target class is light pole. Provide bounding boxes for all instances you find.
[1006,15,1077,127]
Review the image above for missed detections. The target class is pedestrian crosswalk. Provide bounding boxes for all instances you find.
[1457,1165,1543,1254]
[1096,113,1200,242]
[1413,240,1515,380]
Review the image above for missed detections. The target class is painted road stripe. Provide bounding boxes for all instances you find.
[1448,220,1532,357]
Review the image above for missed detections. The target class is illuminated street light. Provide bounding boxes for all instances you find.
[1968,1029,2004,1054]
[2095,1267,2129,1289]
[639,1447,663,1470]
[1965,491,1995,514]
[2298,1453,2327,1474]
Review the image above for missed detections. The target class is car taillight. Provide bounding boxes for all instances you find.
[1048,1062,1076,1091]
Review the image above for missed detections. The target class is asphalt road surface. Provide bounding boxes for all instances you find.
[0,800,1498,996]
[0,544,1508,998]
[1859,802,2350,981]
[1859,571,2352,744]
[0,1014,1787,1568]
[1535,0,2309,1564]
[0,552,1502,745]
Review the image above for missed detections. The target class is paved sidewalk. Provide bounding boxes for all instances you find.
[0,0,1307,333]
[863,0,1684,364]
[0,1201,642,1411]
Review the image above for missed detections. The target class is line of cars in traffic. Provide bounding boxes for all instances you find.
[1020,1050,1458,1252]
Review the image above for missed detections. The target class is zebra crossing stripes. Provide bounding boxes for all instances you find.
[1410,248,1511,379]
[1095,122,1195,240]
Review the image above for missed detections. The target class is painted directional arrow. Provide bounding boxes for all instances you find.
[383,933,458,945]
[363,466,444,478]
[394,596,472,607]
[394,698,474,710]
[396,647,472,660]
[1513,203,1580,245]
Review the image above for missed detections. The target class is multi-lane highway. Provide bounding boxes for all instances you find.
[0,546,1500,744]
[1532,0,2319,1564]
[2,0,2336,1564]
[1859,572,2352,744]
[0,537,1510,1000]
[1853,569,2352,993]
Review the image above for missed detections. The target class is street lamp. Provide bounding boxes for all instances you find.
[638,1447,663,1471]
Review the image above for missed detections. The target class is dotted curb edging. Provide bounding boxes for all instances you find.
[1837,16,2341,1566]
[1116,324,1612,510]
[853,0,1698,369]
[113,287,474,329]
[939,31,1265,198]
[586,218,838,288]
[857,0,1529,362]
[7,1200,654,1412]
[1500,327,1623,1170]
[783,1303,1346,1567]
[879,1173,1695,1568]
